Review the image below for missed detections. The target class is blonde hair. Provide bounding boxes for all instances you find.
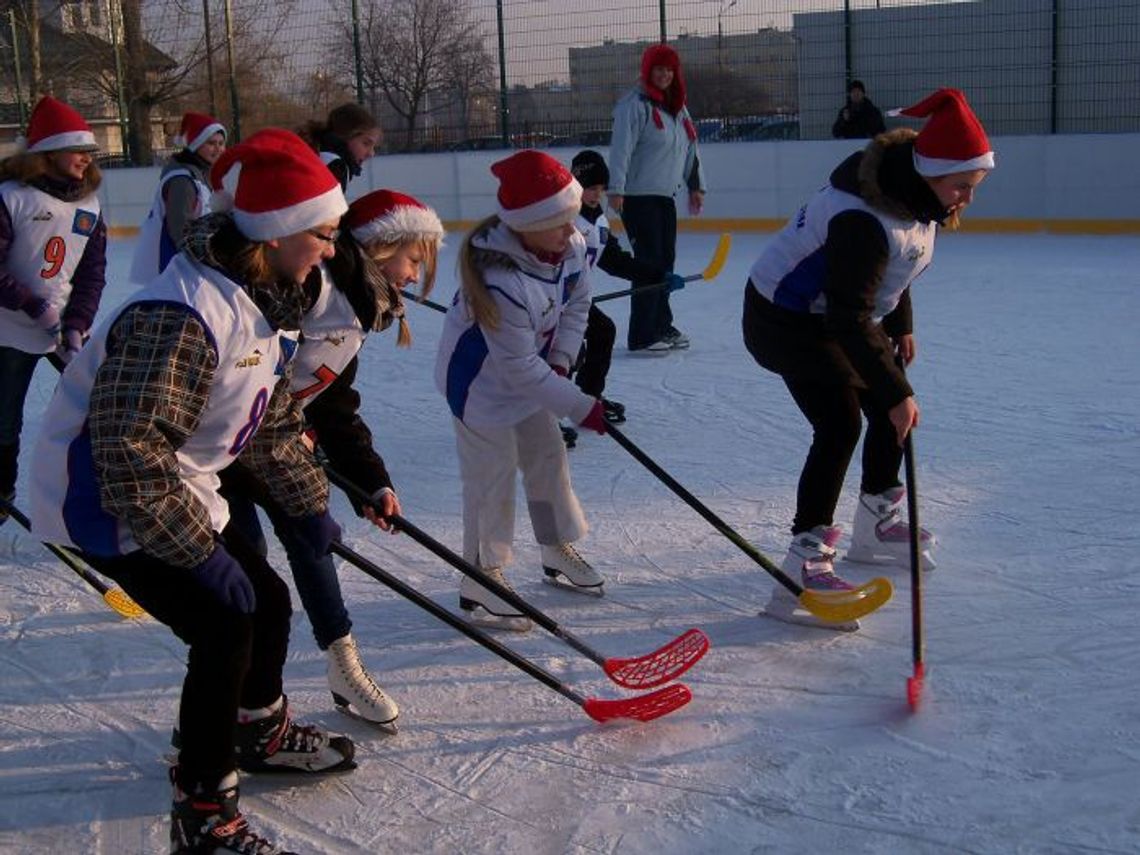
[0,150,102,191]
[457,215,502,330]
[364,236,439,301]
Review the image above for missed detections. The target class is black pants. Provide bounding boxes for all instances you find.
[87,528,292,787]
[621,195,676,350]
[742,284,901,535]
[782,377,902,534]
[573,304,616,398]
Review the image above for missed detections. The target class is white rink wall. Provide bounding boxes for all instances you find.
[98,133,1140,233]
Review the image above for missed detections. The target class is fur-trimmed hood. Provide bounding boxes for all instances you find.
[830,128,947,224]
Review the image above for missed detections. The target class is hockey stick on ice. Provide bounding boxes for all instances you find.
[903,428,925,710]
[323,465,709,689]
[603,424,893,625]
[1,500,147,619]
[591,232,732,305]
[331,542,691,723]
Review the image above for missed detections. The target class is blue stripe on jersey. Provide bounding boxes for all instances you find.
[158,229,179,274]
[486,284,526,312]
[62,422,123,557]
[446,325,489,419]
[772,246,827,312]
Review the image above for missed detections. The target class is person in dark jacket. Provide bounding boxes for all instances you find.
[832,79,887,140]
[744,88,993,629]
[219,189,444,728]
[0,96,106,522]
[567,149,686,436]
[298,102,381,192]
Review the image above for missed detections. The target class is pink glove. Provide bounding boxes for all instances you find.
[579,399,607,435]
[56,327,84,364]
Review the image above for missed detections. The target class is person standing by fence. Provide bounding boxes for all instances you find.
[607,43,705,353]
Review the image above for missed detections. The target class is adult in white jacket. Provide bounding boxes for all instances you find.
[435,150,608,630]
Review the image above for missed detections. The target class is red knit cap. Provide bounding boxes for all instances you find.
[895,88,994,177]
[346,189,444,246]
[22,96,97,153]
[176,112,226,152]
[491,150,581,232]
[209,128,347,242]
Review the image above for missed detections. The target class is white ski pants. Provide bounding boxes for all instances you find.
[453,409,587,570]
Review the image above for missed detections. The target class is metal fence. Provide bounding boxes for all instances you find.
[1,0,1137,165]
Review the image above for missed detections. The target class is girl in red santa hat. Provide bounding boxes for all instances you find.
[0,95,106,524]
[29,127,358,853]
[130,111,227,283]
[435,149,608,630]
[218,188,444,729]
[742,88,994,630]
[608,42,706,353]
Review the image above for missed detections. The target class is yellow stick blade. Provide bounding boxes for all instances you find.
[700,233,732,280]
[104,588,147,619]
[799,577,893,623]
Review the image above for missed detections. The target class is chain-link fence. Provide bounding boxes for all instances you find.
[1,0,1137,165]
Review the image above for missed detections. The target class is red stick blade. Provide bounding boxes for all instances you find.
[583,683,692,723]
[907,663,926,712]
[603,628,711,689]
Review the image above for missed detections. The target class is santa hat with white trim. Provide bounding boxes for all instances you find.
[175,112,226,152]
[889,88,994,177]
[209,128,347,242]
[21,96,98,153]
[491,149,581,232]
[346,189,444,247]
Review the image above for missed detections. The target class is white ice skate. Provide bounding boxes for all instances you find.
[541,542,605,595]
[762,526,860,632]
[326,634,399,732]
[459,567,533,632]
[846,487,937,570]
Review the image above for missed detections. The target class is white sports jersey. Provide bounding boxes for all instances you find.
[575,211,610,273]
[290,264,366,404]
[748,185,935,322]
[0,179,100,353]
[435,222,594,428]
[129,166,211,285]
[30,252,297,556]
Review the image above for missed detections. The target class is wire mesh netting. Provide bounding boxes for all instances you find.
[1,0,1136,164]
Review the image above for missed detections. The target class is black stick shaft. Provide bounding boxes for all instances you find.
[903,432,924,670]
[2,500,113,596]
[322,465,605,667]
[604,425,804,595]
[330,542,586,706]
[399,289,447,314]
[590,273,702,306]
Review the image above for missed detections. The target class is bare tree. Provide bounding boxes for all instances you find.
[334,0,492,151]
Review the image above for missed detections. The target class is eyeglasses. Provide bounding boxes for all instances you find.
[306,228,340,244]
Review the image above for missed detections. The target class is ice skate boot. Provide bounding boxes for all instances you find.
[236,695,356,774]
[664,326,690,350]
[326,634,399,732]
[170,766,295,854]
[763,526,860,632]
[459,566,533,632]
[541,542,605,595]
[846,487,937,570]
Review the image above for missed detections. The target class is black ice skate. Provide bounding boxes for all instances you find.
[236,695,356,774]
[170,766,295,854]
